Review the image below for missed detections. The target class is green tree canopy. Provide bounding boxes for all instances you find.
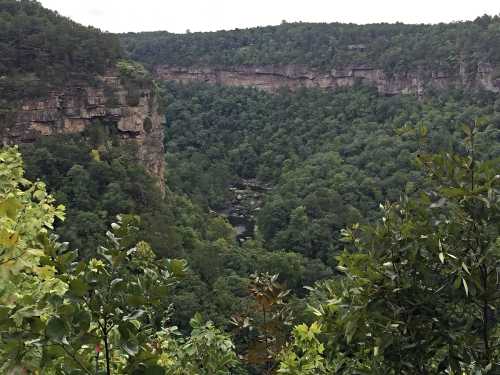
[281,126,500,373]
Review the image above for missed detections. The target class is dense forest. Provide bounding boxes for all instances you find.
[0,0,121,104]
[20,131,332,330]
[122,16,500,75]
[4,125,500,373]
[0,1,499,374]
[164,82,500,262]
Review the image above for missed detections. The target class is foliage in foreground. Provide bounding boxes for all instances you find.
[231,272,293,374]
[2,124,499,374]
[280,124,500,374]
[21,134,332,334]
[0,146,237,374]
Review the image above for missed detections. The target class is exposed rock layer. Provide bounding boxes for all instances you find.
[155,63,500,95]
[1,74,165,191]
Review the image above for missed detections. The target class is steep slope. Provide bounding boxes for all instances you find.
[0,0,120,101]
[122,17,500,94]
[0,0,165,187]
[163,81,500,260]
[4,69,165,189]
[154,63,499,95]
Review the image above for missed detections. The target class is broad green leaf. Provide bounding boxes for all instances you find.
[167,259,188,278]
[69,278,89,297]
[122,339,139,356]
[0,198,22,219]
[46,317,67,342]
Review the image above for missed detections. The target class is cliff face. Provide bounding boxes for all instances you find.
[155,63,500,95]
[1,73,165,191]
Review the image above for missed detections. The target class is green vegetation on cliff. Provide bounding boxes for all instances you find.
[0,147,239,374]
[0,0,121,103]
[1,1,500,373]
[122,15,500,74]
[279,130,500,373]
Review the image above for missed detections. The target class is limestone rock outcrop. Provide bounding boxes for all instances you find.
[1,74,165,191]
[155,63,500,95]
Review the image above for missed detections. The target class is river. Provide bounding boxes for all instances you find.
[219,179,271,244]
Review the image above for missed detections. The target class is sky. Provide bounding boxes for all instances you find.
[38,0,500,34]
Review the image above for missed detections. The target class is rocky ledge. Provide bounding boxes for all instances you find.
[1,73,165,191]
[155,63,500,95]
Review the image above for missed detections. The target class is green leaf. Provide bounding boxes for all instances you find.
[124,309,146,321]
[46,317,67,342]
[167,259,187,277]
[461,262,470,275]
[462,278,469,296]
[0,229,19,247]
[58,304,76,318]
[33,189,46,201]
[190,312,204,328]
[69,278,89,297]
[345,319,357,344]
[110,278,124,287]
[122,339,139,356]
[0,198,22,219]
[118,321,133,340]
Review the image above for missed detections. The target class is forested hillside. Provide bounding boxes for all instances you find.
[122,16,500,74]
[0,0,121,103]
[164,82,500,261]
[160,79,500,372]
[0,0,169,258]
[0,3,333,373]
[1,1,499,373]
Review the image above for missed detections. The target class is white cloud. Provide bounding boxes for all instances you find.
[39,0,500,33]
[88,8,104,17]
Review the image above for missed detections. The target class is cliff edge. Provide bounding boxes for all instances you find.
[154,63,500,95]
[1,72,166,191]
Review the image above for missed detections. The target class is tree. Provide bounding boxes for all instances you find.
[278,322,327,375]
[156,313,239,374]
[0,146,67,373]
[231,273,293,374]
[0,147,240,374]
[42,214,188,375]
[283,124,500,373]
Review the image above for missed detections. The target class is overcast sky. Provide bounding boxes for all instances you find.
[39,0,500,34]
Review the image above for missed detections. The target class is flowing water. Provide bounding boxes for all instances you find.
[220,179,270,244]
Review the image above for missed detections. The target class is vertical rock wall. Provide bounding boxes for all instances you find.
[154,63,500,95]
[1,73,166,191]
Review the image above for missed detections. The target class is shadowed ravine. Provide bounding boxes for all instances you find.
[219,179,271,243]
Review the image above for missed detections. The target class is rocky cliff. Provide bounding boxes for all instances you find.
[155,63,500,95]
[1,73,165,191]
